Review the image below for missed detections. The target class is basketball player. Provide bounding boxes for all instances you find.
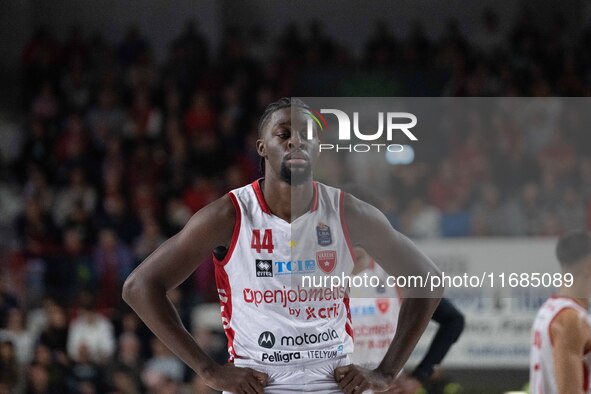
[123,98,442,393]
[530,231,591,394]
[350,246,464,394]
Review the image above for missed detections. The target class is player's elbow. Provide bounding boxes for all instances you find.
[122,271,144,307]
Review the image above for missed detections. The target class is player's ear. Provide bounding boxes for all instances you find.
[256,138,266,158]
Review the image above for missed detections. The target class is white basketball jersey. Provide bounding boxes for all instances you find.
[214,179,355,365]
[349,261,401,368]
[530,296,591,394]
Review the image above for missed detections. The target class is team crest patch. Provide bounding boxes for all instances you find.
[376,299,390,314]
[316,250,337,274]
[316,222,332,246]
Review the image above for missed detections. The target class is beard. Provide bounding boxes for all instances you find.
[280,161,312,185]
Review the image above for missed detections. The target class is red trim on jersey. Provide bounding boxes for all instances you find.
[251,179,271,214]
[550,294,588,309]
[253,178,319,214]
[213,193,241,267]
[339,191,357,264]
[310,181,319,212]
[214,263,236,362]
[343,293,354,342]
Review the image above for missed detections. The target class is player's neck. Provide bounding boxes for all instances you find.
[556,285,589,309]
[260,175,314,223]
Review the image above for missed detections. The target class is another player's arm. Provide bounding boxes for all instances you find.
[399,298,465,391]
[335,194,442,393]
[550,309,589,394]
[122,195,268,394]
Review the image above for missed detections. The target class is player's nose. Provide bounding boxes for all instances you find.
[288,130,306,150]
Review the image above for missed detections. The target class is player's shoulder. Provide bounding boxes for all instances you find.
[550,306,589,342]
[229,181,255,198]
[553,307,585,325]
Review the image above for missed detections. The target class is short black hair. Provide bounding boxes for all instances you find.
[556,231,591,268]
[256,97,309,174]
[257,97,309,138]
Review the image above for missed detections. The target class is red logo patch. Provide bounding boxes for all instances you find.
[316,250,337,274]
[376,299,390,314]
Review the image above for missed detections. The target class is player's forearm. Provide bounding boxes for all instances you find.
[375,297,441,378]
[122,274,218,377]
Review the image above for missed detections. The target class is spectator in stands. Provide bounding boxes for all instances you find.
[30,83,59,122]
[0,340,20,393]
[141,338,184,392]
[19,119,53,175]
[93,229,134,308]
[184,92,215,137]
[38,303,69,359]
[64,201,96,246]
[181,175,220,214]
[25,362,56,394]
[133,217,165,262]
[504,182,544,236]
[0,308,35,365]
[95,194,141,244]
[53,167,97,227]
[539,170,563,210]
[124,89,162,140]
[61,62,91,112]
[26,296,56,339]
[402,197,442,238]
[557,187,586,233]
[108,368,141,394]
[22,168,55,218]
[0,275,18,328]
[30,343,67,393]
[53,114,92,181]
[471,183,508,236]
[164,198,191,235]
[67,292,115,364]
[66,343,104,394]
[105,333,143,392]
[440,196,472,237]
[86,88,125,141]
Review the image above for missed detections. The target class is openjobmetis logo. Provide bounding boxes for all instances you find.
[305,108,417,153]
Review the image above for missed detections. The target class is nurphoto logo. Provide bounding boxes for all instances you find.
[305,108,417,153]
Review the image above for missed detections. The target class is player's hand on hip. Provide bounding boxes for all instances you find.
[334,364,393,393]
[204,364,269,394]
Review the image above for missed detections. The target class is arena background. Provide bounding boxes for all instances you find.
[0,1,590,393]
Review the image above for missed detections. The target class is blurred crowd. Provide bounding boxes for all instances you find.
[0,7,590,393]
